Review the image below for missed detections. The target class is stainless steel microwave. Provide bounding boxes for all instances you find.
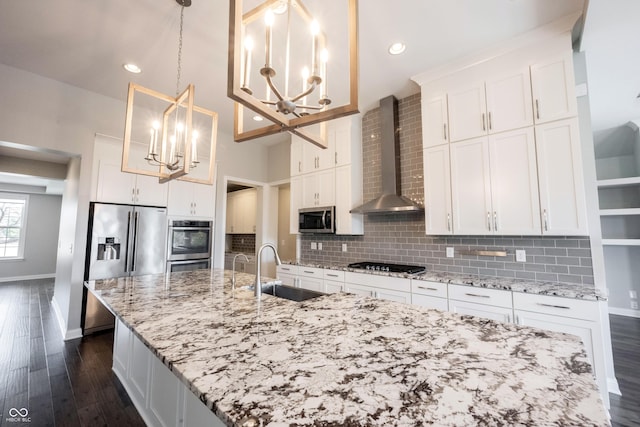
[299,206,335,234]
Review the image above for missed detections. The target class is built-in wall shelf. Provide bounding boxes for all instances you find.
[600,208,640,216]
[602,239,640,246]
[597,177,640,189]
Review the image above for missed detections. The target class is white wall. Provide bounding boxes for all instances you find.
[0,62,272,339]
[0,192,62,281]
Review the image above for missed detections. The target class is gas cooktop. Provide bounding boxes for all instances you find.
[347,262,426,275]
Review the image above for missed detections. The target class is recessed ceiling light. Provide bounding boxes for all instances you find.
[388,42,406,55]
[123,63,142,74]
[253,115,264,122]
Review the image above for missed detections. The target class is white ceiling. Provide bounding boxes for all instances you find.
[0,0,586,143]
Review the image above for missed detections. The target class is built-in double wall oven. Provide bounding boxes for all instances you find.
[166,220,212,273]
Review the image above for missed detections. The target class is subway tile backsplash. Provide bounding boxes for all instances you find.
[299,93,595,287]
[230,234,256,254]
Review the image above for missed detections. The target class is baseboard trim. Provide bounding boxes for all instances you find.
[51,295,67,339]
[608,307,640,318]
[0,273,55,283]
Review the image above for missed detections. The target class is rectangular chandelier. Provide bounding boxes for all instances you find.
[228,0,359,148]
[122,83,218,185]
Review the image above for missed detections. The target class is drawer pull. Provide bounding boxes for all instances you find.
[465,293,490,299]
[327,274,339,277]
[303,270,315,274]
[418,286,438,291]
[536,302,571,310]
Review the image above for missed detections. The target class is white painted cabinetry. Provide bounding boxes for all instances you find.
[448,284,514,323]
[95,160,168,207]
[535,118,588,235]
[276,264,299,287]
[421,94,449,148]
[423,145,453,235]
[297,267,325,292]
[344,272,412,304]
[226,188,257,234]
[411,280,448,311]
[302,169,335,208]
[167,179,215,218]
[530,52,577,124]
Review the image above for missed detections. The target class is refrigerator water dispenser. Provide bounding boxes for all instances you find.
[97,237,120,260]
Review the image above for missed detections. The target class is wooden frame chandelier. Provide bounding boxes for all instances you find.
[227,0,359,148]
[122,0,217,185]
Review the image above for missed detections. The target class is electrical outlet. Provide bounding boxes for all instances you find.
[516,250,526,263]
[318,242,323,250]
[446,247,454,258]
[630,290,638,299]
[310,242,317,250]
[342,243,348,252]
[631,301,639,310]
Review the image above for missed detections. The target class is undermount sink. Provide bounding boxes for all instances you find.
[261,283,325,302]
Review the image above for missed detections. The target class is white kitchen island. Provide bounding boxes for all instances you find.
[85,269,609,426]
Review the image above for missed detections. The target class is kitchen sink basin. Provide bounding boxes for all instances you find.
[261,283,325,302]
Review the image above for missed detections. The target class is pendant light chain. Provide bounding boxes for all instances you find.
[176,5,185,97]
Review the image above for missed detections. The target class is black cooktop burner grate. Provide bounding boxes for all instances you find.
[347,262,426,275]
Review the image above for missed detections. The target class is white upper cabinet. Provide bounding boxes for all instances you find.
[226,188,257,234]
[447,82,487,142]
[450,138,493,234]
[302,169,335,208]
[421,94,449,148]
[423,145,453,235]
[451,128,541,235]
[485,68,533,133]
[168,179,215,218]
[530,52,577,124]
[488,127,541,235]
[535,118,588,235]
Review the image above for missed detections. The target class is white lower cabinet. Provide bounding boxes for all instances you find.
[112,318,224,427]
[324,280,344,294]
[298,267,325,292]
[448,284,513,323]
[344,272,411,303]
[412,280,448,311]
[276,264,299,287]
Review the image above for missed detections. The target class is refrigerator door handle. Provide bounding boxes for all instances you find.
[124,212,132,273]
[131,211,140,272]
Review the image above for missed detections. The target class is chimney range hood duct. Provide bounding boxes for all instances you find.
[350,95,424,214]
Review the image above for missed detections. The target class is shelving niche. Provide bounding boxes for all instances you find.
[595,120,640,314]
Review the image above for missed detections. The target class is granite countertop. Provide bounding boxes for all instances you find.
[86,269,609,427]
[283,261,608,301]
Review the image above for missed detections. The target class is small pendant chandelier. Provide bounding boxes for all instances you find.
[227,0,359,149]
[122,0,217,185]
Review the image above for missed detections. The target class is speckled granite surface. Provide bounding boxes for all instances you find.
[86,269,609,426]
[283,261,608,301]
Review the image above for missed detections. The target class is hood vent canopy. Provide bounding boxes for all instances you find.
[350,95,424,214]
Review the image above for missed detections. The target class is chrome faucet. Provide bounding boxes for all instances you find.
[255,243,282,299]
[231,253,250,290]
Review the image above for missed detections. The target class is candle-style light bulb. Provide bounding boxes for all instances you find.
[175,122,184,157]
[243,36,254,88]
[169,135,176,165]
[264,10,274,68]
[191,130,199,165]
[320,49,329,99]
[310,20,320,76]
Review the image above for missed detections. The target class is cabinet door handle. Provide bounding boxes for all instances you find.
[443,123,447,140]
[543,209,549,231]
[465,292,491,299]
[298,161,301,172]
[335,152,338,165]
[327,273,339,277]
[487,211,492,231]
[482,113,486,131]
[374,291,379,299]
[493,211,498,232]
[417,286,438,291]
[303,270,315,274]
[488,112,492,130]
[515,314,520,324]
[447,213,451,232]
[131,188,135,202]
[535,99,540,120]
[536,302,571,310]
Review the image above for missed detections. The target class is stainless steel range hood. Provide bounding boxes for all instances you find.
[350,95,424,214]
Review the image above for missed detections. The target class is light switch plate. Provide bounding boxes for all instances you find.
[630,290,638,299]
[318,243,323,250]
[516,250,526,262]
[311,242,317,250]
[342,243,347,252]
[446,247,454,258]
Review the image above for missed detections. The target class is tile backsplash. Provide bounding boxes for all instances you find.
[230,234,256,254]
[299,93,594,286]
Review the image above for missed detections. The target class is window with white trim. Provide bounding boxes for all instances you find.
[0,193,29,259]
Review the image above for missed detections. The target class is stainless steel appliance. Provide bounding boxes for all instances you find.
[166,219,212,273]
[298,206,335,234]
[347,261,426,275]
[83,202,168,334]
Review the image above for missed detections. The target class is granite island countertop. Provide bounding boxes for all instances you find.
[86,269,609,426]
[283,261,608,301]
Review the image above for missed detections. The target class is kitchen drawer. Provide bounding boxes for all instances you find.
[411,280,447,298]
[298,266,324,278]
[277,264,299,275]
[449,284,513,308]
[412,294,448,311]
[344,272,411,293]
[323,269,345,282]
[513,292,597,321]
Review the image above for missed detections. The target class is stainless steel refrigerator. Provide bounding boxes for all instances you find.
[83,202,168,334]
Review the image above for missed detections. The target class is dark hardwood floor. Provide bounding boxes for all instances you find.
[0,279,638,426]
[0,279,144,427]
